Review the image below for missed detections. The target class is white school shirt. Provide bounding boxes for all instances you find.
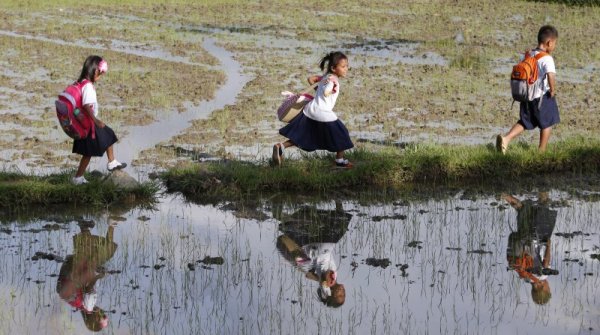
[81,82,99,117]
[303,74,340,122]
[526,50,556,99]
[300,242,337,277]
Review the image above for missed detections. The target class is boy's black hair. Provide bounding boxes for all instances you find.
[538,25,558,44]
[319,51,347,73]
[78,55,103,83]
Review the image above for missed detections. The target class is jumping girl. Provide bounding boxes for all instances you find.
[273,52,354,168]
[72,56,126,184]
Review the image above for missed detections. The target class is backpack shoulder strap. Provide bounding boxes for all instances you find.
[76,79,91,90]
[300,81,319,95]
[533,51,549,60]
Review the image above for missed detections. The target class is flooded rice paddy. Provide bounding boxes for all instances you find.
[2,2,600,334]
[1,191,599,334]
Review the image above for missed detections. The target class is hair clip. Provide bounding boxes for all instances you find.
[98,60,108,74]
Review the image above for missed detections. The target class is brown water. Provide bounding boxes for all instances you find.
[1,190,598,335]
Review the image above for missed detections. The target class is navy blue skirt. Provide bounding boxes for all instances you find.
[72,125,118,157]
[279,113,354,152]
[519,93,560,130]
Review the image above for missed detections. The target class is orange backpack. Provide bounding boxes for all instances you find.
[510,50,548,103]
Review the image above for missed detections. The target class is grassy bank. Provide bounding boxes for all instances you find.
[161,138,600,199]
[0,172,158,208]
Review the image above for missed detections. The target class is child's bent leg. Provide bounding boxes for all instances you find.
[106,145,127,170]
[273,140,295,166]
[76,156,91,178]
[539,127,552,152]
[504,123,525,143]
[498,123,525,153]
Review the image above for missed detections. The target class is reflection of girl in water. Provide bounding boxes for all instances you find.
[504,193,558,305]
[276,203,351,307]
[56,222,118,331]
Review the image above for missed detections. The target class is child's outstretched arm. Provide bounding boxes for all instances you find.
[547,72,556,97]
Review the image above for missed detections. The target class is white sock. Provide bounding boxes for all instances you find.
[335,158,346,163]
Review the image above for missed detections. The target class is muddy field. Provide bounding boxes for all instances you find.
[0,0,599,172]
[1,1,600,335]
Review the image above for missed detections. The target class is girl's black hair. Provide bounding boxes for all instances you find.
[78,55,103,83]
[319,51,347,73]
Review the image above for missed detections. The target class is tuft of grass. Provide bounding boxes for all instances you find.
[449,47,488,73]
[0,171,159,209]
[527,0,600,6]
[160,137,600,200]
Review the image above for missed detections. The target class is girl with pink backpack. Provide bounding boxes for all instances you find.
[70,56,126,184]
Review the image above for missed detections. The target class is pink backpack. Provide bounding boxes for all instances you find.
[55,80,95,140]
[277,82,318,123]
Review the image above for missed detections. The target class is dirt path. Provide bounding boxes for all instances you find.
[92,38,249,174]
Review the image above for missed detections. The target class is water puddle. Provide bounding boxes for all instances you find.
[341,39,447,67]
[100,38,249,174]
[0,30,206,67]
[1,190,599,334]
[0,29,250,174]
[181,26,447,67]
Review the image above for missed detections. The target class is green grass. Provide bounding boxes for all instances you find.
[160,137,600,200]
[527,0,600,6]
[0,171,159,208]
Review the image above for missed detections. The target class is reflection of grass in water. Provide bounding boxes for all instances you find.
[0,171,158,208]
[161,137,600,198]
[1,193,599,333]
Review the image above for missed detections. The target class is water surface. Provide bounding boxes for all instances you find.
[1,190,598,334]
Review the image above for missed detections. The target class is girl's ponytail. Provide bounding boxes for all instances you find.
[319,52,332,72]
[318,51,347,73]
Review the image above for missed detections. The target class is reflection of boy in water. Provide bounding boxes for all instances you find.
[276,202,351,307]
[504,193,558,305]
[56,221,118,331]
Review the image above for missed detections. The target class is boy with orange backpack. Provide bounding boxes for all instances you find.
[496,25,560,153]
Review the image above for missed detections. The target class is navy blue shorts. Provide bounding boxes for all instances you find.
[519,93,560,130]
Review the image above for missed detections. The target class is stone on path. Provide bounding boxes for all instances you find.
[105,170,140,189]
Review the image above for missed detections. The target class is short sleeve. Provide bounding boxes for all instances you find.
[539,55,556,74]
[323,75,339,93]
[81,82,97,106]
[324,80,335,92]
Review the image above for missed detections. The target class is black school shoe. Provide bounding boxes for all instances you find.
[335,159,353,168]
